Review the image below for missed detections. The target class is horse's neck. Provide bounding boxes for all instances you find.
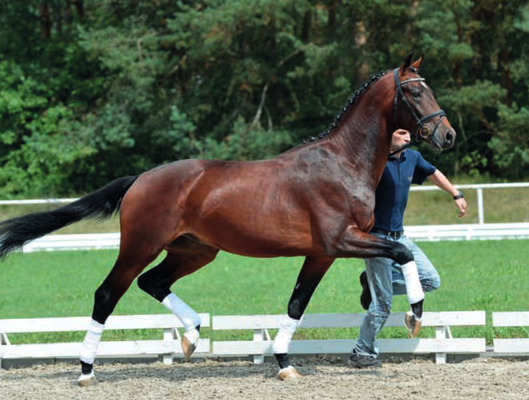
[329,101,392,183]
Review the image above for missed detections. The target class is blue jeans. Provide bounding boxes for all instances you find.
[354,233,441,358]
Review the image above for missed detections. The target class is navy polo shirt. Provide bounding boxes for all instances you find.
[373,149,436,232]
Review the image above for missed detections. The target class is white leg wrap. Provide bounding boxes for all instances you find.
[401,261,425,304]
[273,315,301,354]
[79,319,104,365]
[162,293,201,332]
[184,327,200,344]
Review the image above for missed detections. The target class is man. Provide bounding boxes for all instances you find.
[349,128,467,368]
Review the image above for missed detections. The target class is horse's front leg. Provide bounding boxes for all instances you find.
[273,256,334,380]
[331,227,424,330]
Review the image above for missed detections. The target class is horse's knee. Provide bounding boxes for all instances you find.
[287,299,303,320]
[391,243,414,265]
[92,283,116,324]
[137,271,154,295]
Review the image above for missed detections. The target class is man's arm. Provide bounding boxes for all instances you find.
[427,170,467,218]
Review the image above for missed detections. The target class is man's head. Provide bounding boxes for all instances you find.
[391,129,411,155]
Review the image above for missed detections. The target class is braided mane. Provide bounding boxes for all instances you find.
[303,70,388,143]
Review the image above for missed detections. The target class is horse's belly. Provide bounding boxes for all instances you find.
[193,214,315,257]
[217,237,312,258]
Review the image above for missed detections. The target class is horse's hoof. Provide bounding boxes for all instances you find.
[404,311,422,338]
[77,372,97,387]
[277,366,302,380]
[181,335,197,361]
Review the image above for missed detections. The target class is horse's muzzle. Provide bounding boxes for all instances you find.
[443,129,456,149]
[429,127,455,152]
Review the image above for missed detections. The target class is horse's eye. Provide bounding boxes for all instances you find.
[411,90,421,99]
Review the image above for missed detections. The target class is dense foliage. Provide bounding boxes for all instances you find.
[1,0,528,197]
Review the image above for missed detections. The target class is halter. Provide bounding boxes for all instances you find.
[390,68,446,156]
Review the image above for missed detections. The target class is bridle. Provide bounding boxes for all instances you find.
[390,68,446,156]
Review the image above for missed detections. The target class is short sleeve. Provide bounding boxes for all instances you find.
[412,152,436,185]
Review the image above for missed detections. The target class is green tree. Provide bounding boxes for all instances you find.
[1,0,529,198]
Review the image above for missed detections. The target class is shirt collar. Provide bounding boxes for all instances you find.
[388,149,407,161]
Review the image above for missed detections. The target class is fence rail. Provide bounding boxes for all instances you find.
[408,182,529,225]
[492,312,529,354]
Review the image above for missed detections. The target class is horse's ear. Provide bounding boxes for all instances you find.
[411,53,424,72]
[401,52,414,72]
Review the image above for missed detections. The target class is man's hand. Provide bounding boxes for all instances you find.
[454,197,467,218]
[427,170,468,218]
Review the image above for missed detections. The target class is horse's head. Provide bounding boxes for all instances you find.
[392,53,455,153]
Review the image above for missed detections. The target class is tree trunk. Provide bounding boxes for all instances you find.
[453,9,463,88]
[75,0,84,20]
[39,3,52,38]
[355,20,368,85]
[65,0,73,26]
[327,0,336,41]
[301,9,312,43]
[406,1,419,39]
[500,48,512,105]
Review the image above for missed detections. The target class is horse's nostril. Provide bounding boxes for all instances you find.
[446,131,454,143]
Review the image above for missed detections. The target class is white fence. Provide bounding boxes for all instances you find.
[0,313,211,369]
[3,310,529,368]
[409,182,529,225]
[492,312,529,354]
[23,233,121,252]
[406,223,529,241]
[211,311,486,365]
[0,311,494,367]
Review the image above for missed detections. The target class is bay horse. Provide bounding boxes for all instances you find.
[0,54,455,384]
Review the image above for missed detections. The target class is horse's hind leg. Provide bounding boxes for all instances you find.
[137,238,219,360]
[78,249,161,386]
[273,256,334,380]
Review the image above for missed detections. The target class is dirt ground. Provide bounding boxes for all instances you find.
[1,356,528,400]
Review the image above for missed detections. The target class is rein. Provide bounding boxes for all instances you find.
[390,68,446,157]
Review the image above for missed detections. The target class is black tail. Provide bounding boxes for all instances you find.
[0,176,138,258]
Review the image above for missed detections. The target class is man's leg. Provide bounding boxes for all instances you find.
[387,236,440,336]
[350,255,393,368]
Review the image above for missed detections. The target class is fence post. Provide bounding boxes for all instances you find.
[253,329,265,364]
[0,333,10,369]
[477,188,484,225]
[435,325,452,364]
[163,327,179,365]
